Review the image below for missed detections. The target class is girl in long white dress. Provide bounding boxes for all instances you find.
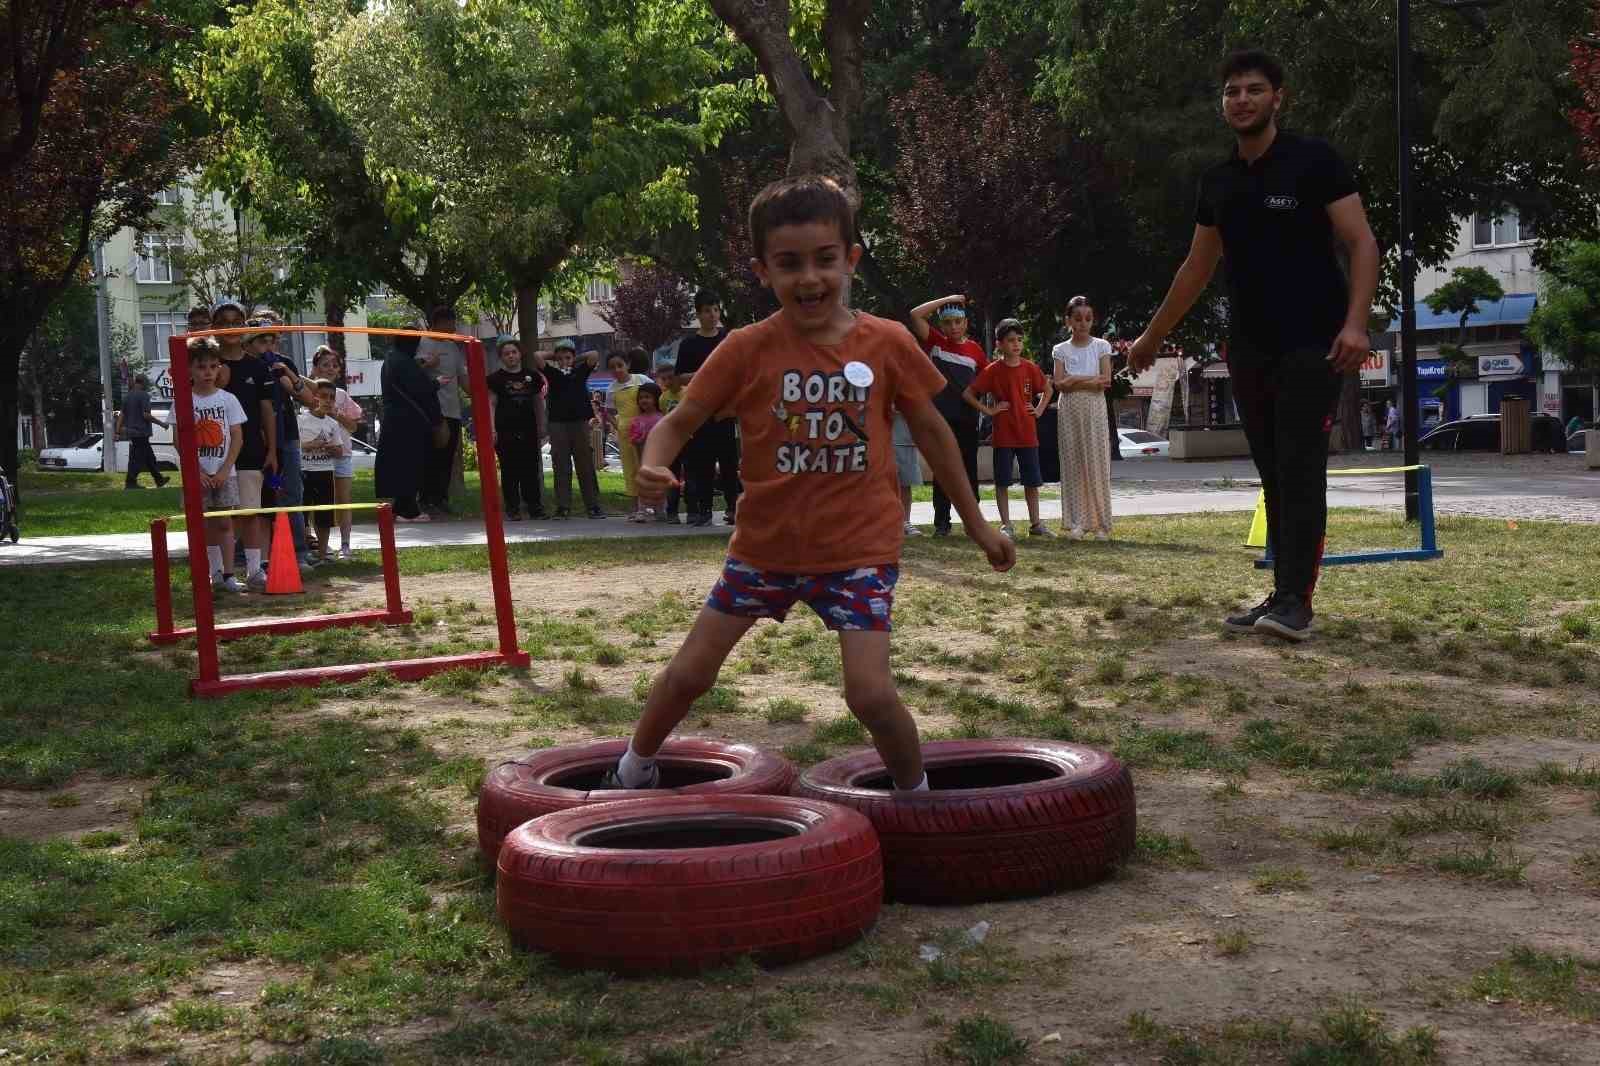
[1051,296,1114,539]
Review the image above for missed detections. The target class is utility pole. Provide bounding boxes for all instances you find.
[94,241,116,474]
[1397,0,1421,520]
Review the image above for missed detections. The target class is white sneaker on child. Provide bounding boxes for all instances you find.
[220,575,245,594]
[338,548,353,562]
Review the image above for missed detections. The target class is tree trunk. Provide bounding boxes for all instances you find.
[1330,373,1363,453]
[28,364,48,451]
[708,0,866,203]
[323,286,348,356]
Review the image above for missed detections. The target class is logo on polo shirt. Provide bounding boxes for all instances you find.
[1264,195,1298,210]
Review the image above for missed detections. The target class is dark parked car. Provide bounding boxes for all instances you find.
[1419,413,1566,453]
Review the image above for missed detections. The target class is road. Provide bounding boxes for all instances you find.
[1,451,1593,567]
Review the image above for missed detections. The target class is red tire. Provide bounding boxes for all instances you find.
[497,794,882,974]
[794,739,1136,904]
[476,738,795,863]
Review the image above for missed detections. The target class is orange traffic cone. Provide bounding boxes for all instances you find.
[266,511,303,594]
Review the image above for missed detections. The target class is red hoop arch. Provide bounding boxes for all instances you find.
[165,325,530,697]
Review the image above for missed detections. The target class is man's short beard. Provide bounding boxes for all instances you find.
[1232,110,1275,136]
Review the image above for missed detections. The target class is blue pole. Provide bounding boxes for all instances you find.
[1417,465,1437,551]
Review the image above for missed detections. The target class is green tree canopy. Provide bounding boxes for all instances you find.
[1528,241,1600,374]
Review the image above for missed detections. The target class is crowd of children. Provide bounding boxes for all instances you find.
[189,331,365,592]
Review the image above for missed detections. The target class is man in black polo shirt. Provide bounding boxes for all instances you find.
[673,289,740,526]
[1128,49,1378,641]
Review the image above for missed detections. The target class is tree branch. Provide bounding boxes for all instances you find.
[823,0,870,138]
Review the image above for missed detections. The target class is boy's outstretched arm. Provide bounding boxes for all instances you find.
[636,396,712,504]
[903,397,1015,573]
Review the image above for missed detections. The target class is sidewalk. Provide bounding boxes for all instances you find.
[4,454,1594,568]
[0,484,1384,568]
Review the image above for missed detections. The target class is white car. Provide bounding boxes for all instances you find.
[349,436,377,471]
[1117,428,1170,458]
[36,434,111,471]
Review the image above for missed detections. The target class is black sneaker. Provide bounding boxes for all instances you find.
[587,506,606,519]
[1223,593,1278,633]
[722,511,736,526]
[529,508,547,520]
[596,762,659,789]
[505,511,523,521]
[933,526,952,537]
[1256,593,1313,642]
[554,507,570,519]
[688,514,713,527]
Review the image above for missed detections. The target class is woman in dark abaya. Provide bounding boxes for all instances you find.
[376,334,443,521]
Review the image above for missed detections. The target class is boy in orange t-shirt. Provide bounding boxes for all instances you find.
[611,175,1016,792]
[964,319,1053,539]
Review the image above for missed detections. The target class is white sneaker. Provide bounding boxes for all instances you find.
[903,523,923,536]
[1064,527,1085,540]
[1093,531,1110,542]
[338,547,353,561]
[1000,523,1017,541]
[210,571,224,590]
[220,575,245,594]
[246,570,268,592]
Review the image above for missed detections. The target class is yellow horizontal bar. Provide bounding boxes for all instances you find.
[165,503,388,522]
[1327,465,1425,476]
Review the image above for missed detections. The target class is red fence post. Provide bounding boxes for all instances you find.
[149,518,174,641]
[465,337,524,663]
[168,333,220,688]
[377,503,406,622]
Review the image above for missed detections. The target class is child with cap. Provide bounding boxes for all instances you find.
[909,294,989,536]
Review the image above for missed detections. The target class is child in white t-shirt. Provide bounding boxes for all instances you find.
[298,380,344,563]
[1050,295,1115,539]
[189,339,248,593]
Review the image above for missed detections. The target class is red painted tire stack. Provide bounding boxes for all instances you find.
[794,739,1136,904]
[496,794,883,974]
[476,737,795,864]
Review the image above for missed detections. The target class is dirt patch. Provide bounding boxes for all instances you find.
[0,772,148,844]
[1405,737,1600,775]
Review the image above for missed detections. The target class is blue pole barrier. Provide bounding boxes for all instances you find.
[1417,465,1437,552]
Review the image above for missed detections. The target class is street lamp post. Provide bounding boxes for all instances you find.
[1397,0,1421,520]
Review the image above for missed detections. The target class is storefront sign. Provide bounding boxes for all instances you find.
[1359,349,1390,386]
[1416,360,1448,380]
[1478,353,1525,378]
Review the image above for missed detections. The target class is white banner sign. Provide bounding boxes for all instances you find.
[1144,357,1184,437]
[1359,349,1390,386]
[342,358,383,397]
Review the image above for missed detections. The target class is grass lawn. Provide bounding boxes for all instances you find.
[3,510,1599,1063]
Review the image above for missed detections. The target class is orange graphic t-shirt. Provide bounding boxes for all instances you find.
[684,311,948,574]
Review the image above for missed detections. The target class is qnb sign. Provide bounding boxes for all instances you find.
[1478,353,1525,378]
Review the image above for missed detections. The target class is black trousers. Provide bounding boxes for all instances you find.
[497,434,544,515]
[125,437,165,487]
[685,418,741,517]
[1230,347,1343,602]
[423,417,462,509]
[932,416,980,531]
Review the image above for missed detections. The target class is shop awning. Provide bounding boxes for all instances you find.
[1414,293,1536,331]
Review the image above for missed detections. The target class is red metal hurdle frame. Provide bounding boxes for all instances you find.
[163,326,530,697]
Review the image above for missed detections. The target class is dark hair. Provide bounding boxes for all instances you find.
[133,374,149,387]
[187,305,211,322]
[638,382,662,403]
[693,288,720,311]
[188,338,221,362]
[497,339,522,358]
[748,174,855,261]
[626,345,649,373]
[394,334,421,359]
[996,322,1024,340]
[1065,295,1094,317]
[1219,49,1284,90]
[428,304,456,326]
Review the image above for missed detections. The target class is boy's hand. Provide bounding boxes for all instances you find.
[970,524,1016,573]
[990,400,1010,414]
[636,464,679,505]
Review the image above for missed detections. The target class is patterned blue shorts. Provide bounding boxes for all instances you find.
[706,558,898,631]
